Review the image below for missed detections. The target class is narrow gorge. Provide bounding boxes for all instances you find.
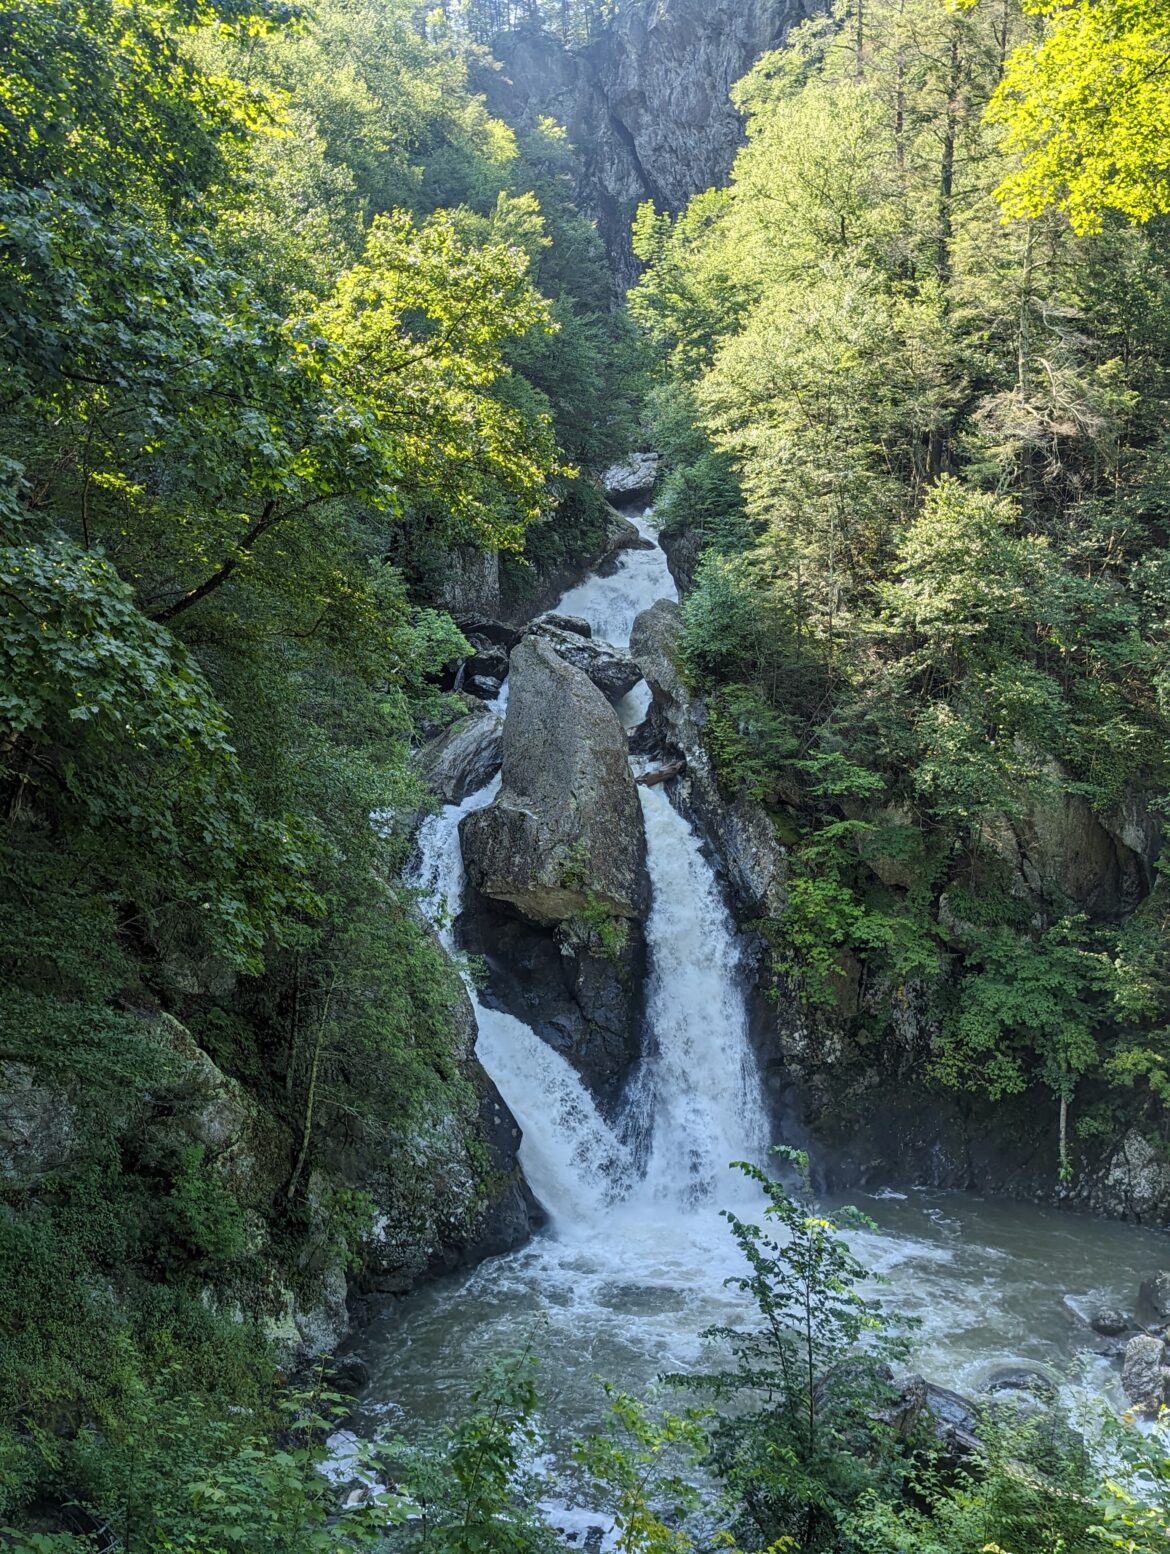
[7,0,1170,1546]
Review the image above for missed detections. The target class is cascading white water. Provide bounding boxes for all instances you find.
[554,510,676,651]
[636,783,770,1204]
[410,500,767,1226]
[411,779,631,1229]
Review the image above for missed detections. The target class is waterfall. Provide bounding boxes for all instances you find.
[636,783,770,1204]
[411,780,632,1230]
[410,503,769,1230]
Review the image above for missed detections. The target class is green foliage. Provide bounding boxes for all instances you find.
[851,1409,1102,1554]
[990,0,1170,233]
[0,0,640,1538]
[630,0,1170,1151]
[575,1390,707,1554]
[666,1152,914,1552]
[384,1352,555,1554]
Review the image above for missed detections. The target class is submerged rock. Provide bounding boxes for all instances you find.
[461,636,648,925]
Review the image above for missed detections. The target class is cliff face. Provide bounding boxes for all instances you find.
[480,0,815,289]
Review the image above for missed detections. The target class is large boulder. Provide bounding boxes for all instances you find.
[331,962,538,1297]
[1122,1334,1170,1414]
[527,616,643,705]
[603,452,659,506]
[461,636,648,926]
[416,703,504,805]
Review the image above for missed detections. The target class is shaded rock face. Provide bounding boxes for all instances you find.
[458,886,647,1100]
[481,1,814,288]
[415,702,504,805]
[604,452,659,504]
[981,768,1160,921]
[527,615,643,704]
[334,960,539,1299]
[462,637,649,924]
[438,546,500,618]
[630,599,787,921]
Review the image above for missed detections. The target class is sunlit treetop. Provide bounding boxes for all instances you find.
[989,0,1170,232]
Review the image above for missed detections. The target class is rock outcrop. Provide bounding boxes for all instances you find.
[604,452,659,505]
[630,598,787,920]
[527,615,643,704]
[462,636,648,924]
[480,1,815,288]
[459,635,650,1097]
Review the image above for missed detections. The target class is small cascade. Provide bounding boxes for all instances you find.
[554,510,676,650]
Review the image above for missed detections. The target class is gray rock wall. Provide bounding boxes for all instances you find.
[480,0,816,289]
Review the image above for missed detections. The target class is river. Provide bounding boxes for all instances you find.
[357,504,1168,1533]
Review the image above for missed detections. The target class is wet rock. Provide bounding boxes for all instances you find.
[602,452,659,505]
[459,891,646,1100]
[1091,1308,1130,1337]
[467,675,503,700]
[415,702,503,805]
[457,618,523,651]
[630,599,786,920]
[882,1374,981,1457]
[542,612,592,638]
[326,1354,371,1393]
[462,636,648,926]
[1122,1333,1170,1413]
[466,638,510,682]
[526,617,643,704]
[604,504,653,553]
[1137,1270,1170,1326]
[981,1364,1057,1405]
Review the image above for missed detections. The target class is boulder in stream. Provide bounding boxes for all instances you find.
[461,636,648,926]
[526,616,643,705]
[603,451,659,505]
[415,702,503,805]
[1122,1333,1170,1413]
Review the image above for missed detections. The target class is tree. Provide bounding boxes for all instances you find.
[990,0,1170,233]
[666,1153,912,1553]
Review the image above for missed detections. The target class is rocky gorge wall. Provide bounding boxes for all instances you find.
[476,0,816,290]
[622,585,1170,1224]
